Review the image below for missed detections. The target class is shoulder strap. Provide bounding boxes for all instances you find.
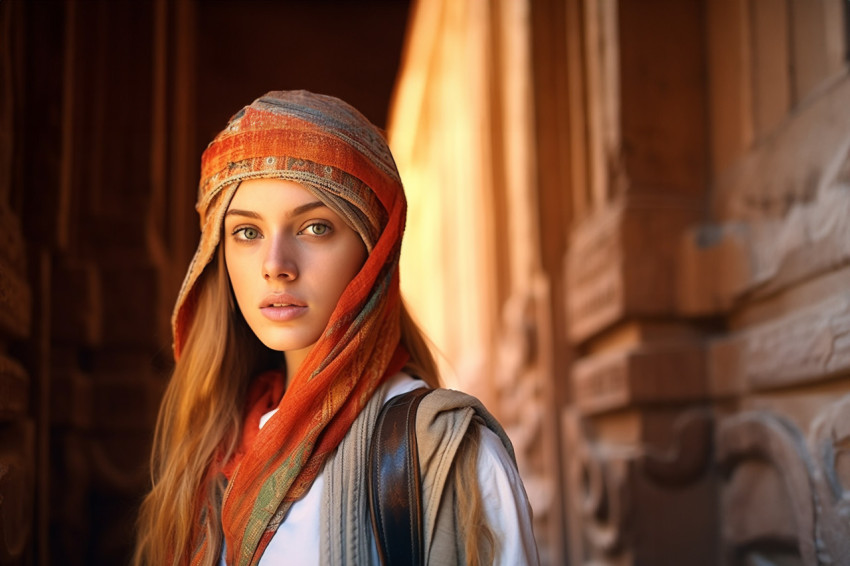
[368,387,433,566]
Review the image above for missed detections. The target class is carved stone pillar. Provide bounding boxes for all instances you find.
[562,0,720,563]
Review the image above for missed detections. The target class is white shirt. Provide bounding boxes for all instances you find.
[222,374,539,565]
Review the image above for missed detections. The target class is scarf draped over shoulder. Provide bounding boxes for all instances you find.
[170,91,409,566]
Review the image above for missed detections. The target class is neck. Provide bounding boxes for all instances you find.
[284,346,312,385]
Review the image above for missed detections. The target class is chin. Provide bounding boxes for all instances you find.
[253,330,320,354]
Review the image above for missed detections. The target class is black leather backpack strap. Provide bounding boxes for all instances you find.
[368,387,434,566]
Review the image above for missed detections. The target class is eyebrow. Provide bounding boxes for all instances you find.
[225,201,327,220]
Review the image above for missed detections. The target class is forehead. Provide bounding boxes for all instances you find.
[227,178,317,210]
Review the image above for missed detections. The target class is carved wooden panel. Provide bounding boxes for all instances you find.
[679,185,850,317]
[494,278,561,564]
[573,342,705,415]
[567,200,701,342]
[565,408,717,565]
[710,289,850,392]
[714,79,850,222]
[717,394,850,565]
[680,72,850,321]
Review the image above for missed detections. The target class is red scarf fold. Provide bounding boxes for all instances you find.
[220,370,285,481]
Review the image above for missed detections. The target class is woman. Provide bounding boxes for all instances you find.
[134,90,538,566]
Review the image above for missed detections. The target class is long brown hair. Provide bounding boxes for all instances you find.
[134,250,274,565]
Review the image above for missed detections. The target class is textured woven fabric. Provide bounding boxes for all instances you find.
[172,91,409,566]
[319,384,519,566]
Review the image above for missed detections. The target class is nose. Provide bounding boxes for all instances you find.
[263,236,298,281]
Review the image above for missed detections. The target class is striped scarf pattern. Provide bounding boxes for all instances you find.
[170,91,408,566]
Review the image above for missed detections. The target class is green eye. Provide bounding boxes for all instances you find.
[307,223,330,236]
[235,227,260,240]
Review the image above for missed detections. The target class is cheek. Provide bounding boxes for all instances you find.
[223,245,248,302]
[325,245,367,306]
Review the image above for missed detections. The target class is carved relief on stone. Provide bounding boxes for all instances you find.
[716,394,850,565]
[714,78,850,222]
[566,409,716,564]
[680,94,850,317]
[709,289,850,393]
[806,395,850,562]
[638,408,714,488]
[573,343,706,415]
[566,204,624,343]
[567,199,702,342]
[568,416,631,557]
[494,275,559,563]
[680,185,850,316]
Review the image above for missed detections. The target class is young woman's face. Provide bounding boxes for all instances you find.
[223,178,367,364]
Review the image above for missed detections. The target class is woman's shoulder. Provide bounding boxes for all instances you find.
[378,373,519,471]
[389,378,538,565]
[383,372,492,416]
[380,372,429,404]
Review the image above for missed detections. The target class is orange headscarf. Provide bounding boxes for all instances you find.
[172,91,409,566]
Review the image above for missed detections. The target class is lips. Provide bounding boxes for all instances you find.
[259,293,307,322]
[260,293,305,308]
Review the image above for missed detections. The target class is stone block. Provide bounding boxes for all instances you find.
[712,77,850,220]
[679,185,850,317]
[573,342,706,415]
[708,288,850,392]
[705,337,746,399]
[716,394,850,563]
[677,223,751,316]
[630,467,719,566]
[567,406,718,564]
[721,460,796,548]
[566,204,625,342]
[567,200,701,342]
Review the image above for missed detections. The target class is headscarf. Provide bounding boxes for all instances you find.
[171,91,409,566]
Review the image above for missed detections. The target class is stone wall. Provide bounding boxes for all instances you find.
[563,1,850,564]
[393,0,850,564]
